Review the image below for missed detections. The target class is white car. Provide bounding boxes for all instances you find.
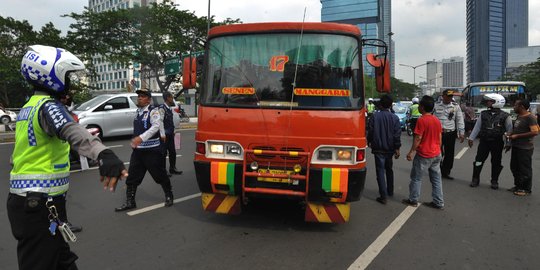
[73,93,180,138]
[0,108,17,124]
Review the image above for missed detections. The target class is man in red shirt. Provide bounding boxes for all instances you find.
[403,95,444,209]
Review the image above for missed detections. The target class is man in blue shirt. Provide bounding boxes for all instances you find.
[367,94,402,204]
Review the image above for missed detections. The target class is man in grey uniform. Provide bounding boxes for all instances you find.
[434,89,465,179]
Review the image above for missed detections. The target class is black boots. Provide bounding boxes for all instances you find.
[169,167,183,175]
[470,161,483,187]
[470,162,502,189]
[115,185,137,212]
[165,191,174,207]
[490,165,503,190]
[162,181,174,207]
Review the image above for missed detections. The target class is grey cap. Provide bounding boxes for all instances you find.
[136,88,152,97]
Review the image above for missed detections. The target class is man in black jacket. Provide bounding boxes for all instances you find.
[467,93,512,189]
[367,94,401,204]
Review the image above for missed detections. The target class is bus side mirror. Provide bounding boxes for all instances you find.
[366,53,391,93]
[182,57,197,89]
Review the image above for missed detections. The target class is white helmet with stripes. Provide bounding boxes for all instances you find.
[21,45,85,93]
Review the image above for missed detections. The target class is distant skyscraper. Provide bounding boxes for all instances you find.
[506,1,528,49]
[442,57,464,88]
[466,0,528,83]
[321,0,393,76]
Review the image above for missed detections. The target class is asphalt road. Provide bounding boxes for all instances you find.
[1,130,539,270]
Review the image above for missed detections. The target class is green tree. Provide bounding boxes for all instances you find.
[390,77,417,100]
[503,57,540,100]
[0,16,76,107]
[65,0,239,94]
[0,17,37,107]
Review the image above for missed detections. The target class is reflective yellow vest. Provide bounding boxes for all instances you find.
[10,95,70,196]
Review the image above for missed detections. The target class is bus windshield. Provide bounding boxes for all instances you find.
[202,33,362,109]
[464,82,526,109]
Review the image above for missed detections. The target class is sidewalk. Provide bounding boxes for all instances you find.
[0,118,198,143]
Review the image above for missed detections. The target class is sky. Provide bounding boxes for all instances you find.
[2,0,540,84]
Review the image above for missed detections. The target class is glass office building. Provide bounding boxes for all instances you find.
[466,0,528,83]
[321,0,392,77]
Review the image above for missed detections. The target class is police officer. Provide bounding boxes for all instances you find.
[367,98,375,117]
[434,89,465,179]
[407,97,421,132]
[7,45,127,270]
[115,88,174,211]
[467,94,512,189]
[159,92,183,176]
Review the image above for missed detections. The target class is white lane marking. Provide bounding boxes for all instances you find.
[107,145,124,148]
[127,193,202,216]
[455,147,469,159]
[348,204,420,270]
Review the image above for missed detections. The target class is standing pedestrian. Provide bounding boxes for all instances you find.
[8,45,127,270]
[461,101,476,137]
[159,92,183,176]
[467,94,512,189]
[402,95,444,210]
[507,99,538,196]
[367,94,401,204]
[434,89,465,179]
[115,88,174,211]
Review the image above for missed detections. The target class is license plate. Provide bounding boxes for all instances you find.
[257,169,293,183]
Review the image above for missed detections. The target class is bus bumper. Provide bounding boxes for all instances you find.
[194,161,366,202]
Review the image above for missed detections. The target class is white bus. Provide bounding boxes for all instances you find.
[461,81,528,120]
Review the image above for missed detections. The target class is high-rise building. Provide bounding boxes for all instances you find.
[321,0,393,76]
[442,57,464,88]
[506,1,528,49]
[88,0,163,92]
[466,0,528,83]
[426,60,442,96]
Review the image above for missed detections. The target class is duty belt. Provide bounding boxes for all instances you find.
[443,129,455,133]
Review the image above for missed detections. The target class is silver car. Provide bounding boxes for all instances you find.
[0,108,17,124]
[74,93,180,138]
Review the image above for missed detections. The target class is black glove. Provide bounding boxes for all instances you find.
[98,149,126,178]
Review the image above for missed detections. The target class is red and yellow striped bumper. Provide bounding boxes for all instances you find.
[304,202,350,223]
[201,193,241,215]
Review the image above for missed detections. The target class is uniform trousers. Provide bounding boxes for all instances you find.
[164,133,177,170]
[441,130,457,176]
[126,148,171,188]
[473,138,504,181]
[7,193,78,270]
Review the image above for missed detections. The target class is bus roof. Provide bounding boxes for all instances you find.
[208,22,362,38]
[466,81,526,87]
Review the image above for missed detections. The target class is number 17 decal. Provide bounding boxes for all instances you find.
[269,55,289,72]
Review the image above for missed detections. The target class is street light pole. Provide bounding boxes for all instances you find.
[399,63,427,86]
[207,0,211,35]
[388,32,393,77]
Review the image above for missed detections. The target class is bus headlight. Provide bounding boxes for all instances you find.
[206,140,244,160]
[337,149,352,160]
[209,143,224,154]
[312,146,361,165]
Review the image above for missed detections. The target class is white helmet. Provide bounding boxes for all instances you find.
[21,45,85,93]
[483,93,505,109]
[368,98,374,102]
[412,97,419,104]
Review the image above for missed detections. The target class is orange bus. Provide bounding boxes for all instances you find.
[183,22,389,223]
